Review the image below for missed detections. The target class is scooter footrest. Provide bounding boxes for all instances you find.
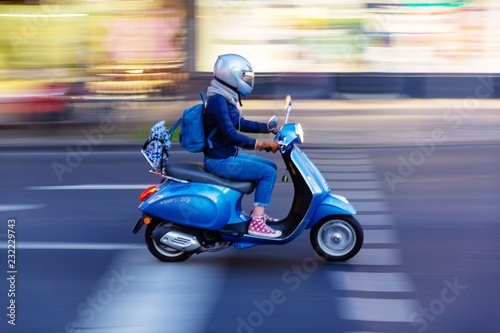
[220,221,249,237]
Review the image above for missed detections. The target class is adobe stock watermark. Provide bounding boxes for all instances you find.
[384,75,498,192]
[53,267,135,333]
[404,277,468,333]
[230,256,319,333]
[51,107,131,182]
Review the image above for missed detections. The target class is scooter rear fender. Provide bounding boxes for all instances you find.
[307,193,357,229]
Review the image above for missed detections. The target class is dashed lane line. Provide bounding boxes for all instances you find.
[0,241,144,250]
[322,172,379,181]
[305,153,370,160]
[330,272,416,293]
[329,181,382,190]
[350,201,390,212]
[355,214,395,226]
[314,165,376,172]
[345,248,403,266]
[314,159,373,166]
[334,191,385,200]
[0,204,46,211]
[363,229,400,244]
[335,298,419,323]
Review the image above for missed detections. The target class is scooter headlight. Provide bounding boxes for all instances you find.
[295,123,304,143]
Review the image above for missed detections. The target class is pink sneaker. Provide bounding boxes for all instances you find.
[249,208,278,223]
[248,216,282,238]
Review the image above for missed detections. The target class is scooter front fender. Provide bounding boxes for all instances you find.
[307,193,357,229]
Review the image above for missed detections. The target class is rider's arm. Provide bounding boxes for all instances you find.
[238,117,268,134]
[207,95,257,149]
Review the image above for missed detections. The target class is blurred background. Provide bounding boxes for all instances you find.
[1,0,499,136]
[2,2,500,333]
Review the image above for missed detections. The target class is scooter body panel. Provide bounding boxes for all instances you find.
[307,193,357,229]
[139,182,246,230]
[220,146,332,249]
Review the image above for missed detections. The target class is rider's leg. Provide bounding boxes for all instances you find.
[203,155,281,238]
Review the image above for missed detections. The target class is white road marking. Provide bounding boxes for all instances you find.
[305,153,369,159]
[304,149,367,154]
[73,250,226,333]
[344,331,381,333]
[363,229,400,244]
[323,172,378,181]
[25,184,153,190]
[355,214,395,226]
[0,204,46,211]
[334,190,385,200]
[329,272,415,292]
[351,201,390,212]
[312,158,373,166]
[336,297,418,322]
[330,181,382,190]
[0,241,144,250]
[346,248,403,265]
[319,148,422,328]
[317,165,375,172]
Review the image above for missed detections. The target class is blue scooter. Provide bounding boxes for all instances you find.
[132,96,363,262]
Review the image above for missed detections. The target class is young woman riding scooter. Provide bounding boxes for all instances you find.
[203,54,281,238]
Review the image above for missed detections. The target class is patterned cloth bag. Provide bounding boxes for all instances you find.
[141,120,171,173]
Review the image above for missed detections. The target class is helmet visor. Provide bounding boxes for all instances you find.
[243,72,254,88]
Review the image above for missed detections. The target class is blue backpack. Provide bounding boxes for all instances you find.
[170,92,217,153]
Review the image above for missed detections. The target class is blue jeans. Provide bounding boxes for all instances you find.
[204,153,277,207]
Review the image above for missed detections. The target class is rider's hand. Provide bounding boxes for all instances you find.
[256,140,280,153]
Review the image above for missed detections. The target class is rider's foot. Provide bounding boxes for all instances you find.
[249,208,278,223]
[248,216,282,238]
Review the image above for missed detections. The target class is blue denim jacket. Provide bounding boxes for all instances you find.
[203,94,268,159]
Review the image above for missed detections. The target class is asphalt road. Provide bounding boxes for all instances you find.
[0,142,499,333]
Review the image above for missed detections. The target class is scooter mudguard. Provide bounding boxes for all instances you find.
[306,193,357,229]
[139,182,240,230]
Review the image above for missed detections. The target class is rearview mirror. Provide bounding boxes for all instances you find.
[284,95,292,124]
[268,115,278,131]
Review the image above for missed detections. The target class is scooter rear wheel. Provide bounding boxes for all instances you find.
[145,220,192,262]
[310,215,363,262]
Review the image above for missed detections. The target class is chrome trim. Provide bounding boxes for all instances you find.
[159,230,201,252]
[147,169,190,183]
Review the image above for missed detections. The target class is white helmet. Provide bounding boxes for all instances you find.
[213,54,254,96]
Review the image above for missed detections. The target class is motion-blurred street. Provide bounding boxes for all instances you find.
[2,0,500,332]
[1,114,499,332]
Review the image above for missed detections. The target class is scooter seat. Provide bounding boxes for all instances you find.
[164,163,257,195]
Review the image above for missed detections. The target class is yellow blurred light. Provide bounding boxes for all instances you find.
[0,14,88,17]
[127,70,144,74]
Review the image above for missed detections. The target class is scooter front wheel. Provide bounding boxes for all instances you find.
[310,215,363,262]
[145,220,192,262]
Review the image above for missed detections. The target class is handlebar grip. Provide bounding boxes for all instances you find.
[264,147,272,152]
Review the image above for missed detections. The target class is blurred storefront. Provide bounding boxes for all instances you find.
[0,0,500,124]
[0,0,189,122]
[196,0,500,74]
